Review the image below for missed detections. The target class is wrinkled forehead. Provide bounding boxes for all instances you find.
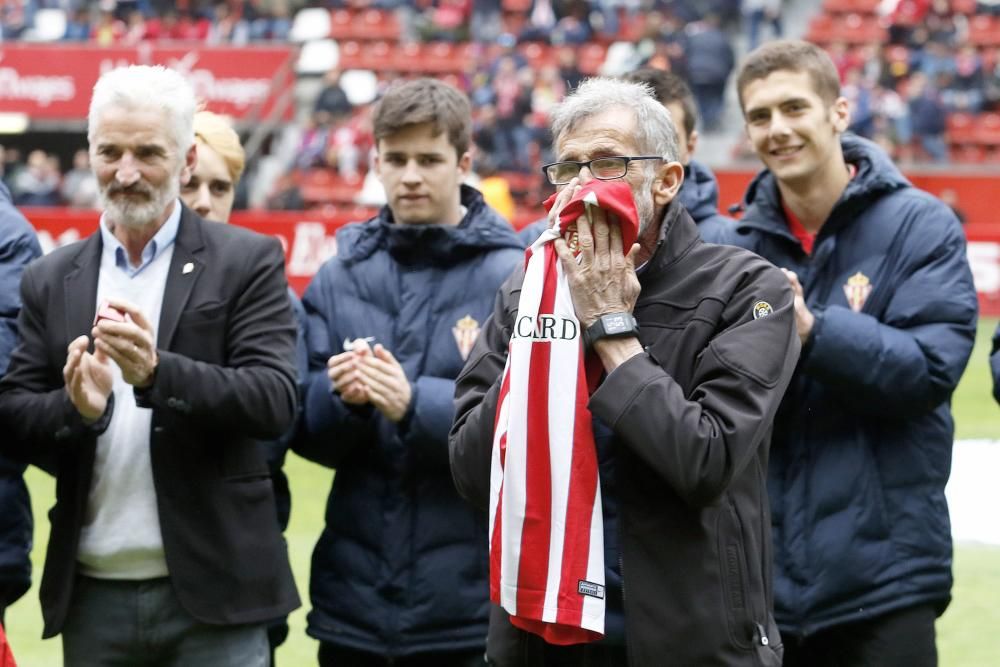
[90,104,179,151]
[555,108,639,160]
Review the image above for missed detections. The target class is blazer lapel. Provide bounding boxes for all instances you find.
[64,233,103,341]
[158,207,206,349]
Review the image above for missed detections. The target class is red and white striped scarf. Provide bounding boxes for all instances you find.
[490,180,639,645]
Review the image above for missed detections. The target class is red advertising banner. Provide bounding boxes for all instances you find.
[19,206,1000,315]
[22,208,351,295]
[0,44,294,120]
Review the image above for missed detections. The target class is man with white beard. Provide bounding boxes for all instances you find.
[0,65,299,666]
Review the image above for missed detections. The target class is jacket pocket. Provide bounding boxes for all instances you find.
[719,499,754,650]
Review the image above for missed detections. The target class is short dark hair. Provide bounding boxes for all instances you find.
[372,78,471,157]
[623,68,697,138]
[736,39,842,111]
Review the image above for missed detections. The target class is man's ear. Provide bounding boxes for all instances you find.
[832,96,851,133]
[180,143,197,185]
[653,161,685,207]
[458,150,473,179]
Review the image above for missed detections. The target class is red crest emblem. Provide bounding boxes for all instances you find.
[452,315,481,361]
[843,272,873,312]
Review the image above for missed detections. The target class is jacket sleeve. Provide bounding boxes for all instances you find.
[801,207,978,416]
[0,263,111,465]
[0,214,42,376]
[991,323,1000,405]
[588,263,800,508]
[449,275,519,511]
[292,263,377,469]
[400,374,458,468]
[134,236,298,440]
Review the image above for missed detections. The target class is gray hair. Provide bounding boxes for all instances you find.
[88,66,197,153]
[548,77,679,163]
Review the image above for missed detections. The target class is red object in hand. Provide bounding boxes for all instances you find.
[542,180,640,256]
[93,301,126,326]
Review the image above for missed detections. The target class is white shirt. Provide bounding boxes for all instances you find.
[77,203,181,580]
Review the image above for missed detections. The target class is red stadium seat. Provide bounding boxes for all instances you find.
[806,15,835,45]
[975,112,1000,146]
[328,9,354,40]
[359,9,400,41]
[947,112,977,146]
[968,15,1000,48]
[337,40,363,69]
[578,43,608,76]
[298,169,362,206]
[950,144,986,164]
[952,0,978,14]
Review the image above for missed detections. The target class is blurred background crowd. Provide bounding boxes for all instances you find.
[3,0,1000,219]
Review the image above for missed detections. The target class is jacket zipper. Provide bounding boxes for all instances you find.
[754,622,770,647]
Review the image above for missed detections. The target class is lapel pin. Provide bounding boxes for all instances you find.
[182,262,194,274]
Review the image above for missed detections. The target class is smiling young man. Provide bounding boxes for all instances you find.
[295,78,523,667]
[450,77,800,666]
[733,40,979,666]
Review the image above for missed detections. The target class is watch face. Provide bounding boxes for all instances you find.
[603,313,630,335]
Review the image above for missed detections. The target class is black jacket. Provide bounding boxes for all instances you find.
[450,201,800,666]
[0,207,300,636]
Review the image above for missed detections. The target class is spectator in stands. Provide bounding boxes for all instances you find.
[63,7,92,41]
[551,0,593,45]
[555,45,584,91]
[450,75,798,667]
[178,109,306,667]
[313,68,354,123]
[0,179,42,627]
[684,13,735,132]
[743,0,782,51]
[907,71,949,161]
[734,39,978,666]
[942,45,985,113]
[0,64,300,667]
[295,78,522,667]
[12,150,60,207]
[60,149,100,210]
[91,7,125,46]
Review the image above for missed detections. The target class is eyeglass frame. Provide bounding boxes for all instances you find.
[540,155,665,185]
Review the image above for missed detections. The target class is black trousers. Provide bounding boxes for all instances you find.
[782,602,939,667]
[319,643,486,667]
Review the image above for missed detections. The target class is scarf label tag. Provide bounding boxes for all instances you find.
[578,580,606,599]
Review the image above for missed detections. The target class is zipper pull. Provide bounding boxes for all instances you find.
[755,623,770,646]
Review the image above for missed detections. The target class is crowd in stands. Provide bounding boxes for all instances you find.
[8,0,1000,219]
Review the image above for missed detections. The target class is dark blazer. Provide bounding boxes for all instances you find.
[0,205,300,637]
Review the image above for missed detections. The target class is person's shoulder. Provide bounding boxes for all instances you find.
[691,239,786,287]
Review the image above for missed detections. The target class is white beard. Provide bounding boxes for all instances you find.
[98,176,180,229]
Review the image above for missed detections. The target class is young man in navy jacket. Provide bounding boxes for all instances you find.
[734,39,978,666]
[296,78,522,667]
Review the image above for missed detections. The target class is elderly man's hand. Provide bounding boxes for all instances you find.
[553,202,641,329]
[92,299,158,388]
[64,335,113,422]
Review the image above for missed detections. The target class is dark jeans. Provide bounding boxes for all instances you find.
[62,576,269,667]
[319,643,486,666]
[782,602,938,667]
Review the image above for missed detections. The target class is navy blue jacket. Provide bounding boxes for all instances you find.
[0,182,41,611]
[295,185,522,656]
[517,159,736,246]
[733,134,978,637]
[992,323,1000,404]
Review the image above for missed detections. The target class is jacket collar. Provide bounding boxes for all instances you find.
[338,184,521,265]
[736,133,910,238]
[65,204,207,347]
[639,198,701,279]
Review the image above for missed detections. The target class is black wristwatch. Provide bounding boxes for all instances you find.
[583,312,640,348]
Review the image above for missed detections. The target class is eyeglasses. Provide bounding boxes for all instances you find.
[541,156,664,185]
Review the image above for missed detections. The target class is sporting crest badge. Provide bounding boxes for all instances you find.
[453,315,481,361]
[843,272,873,312]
